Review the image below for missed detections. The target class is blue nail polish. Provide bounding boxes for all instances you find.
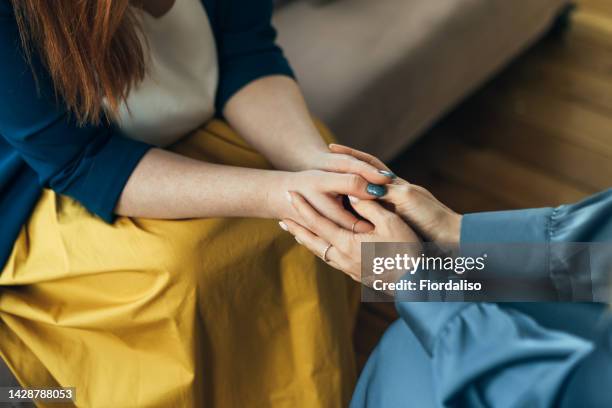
[367,184,387,197]
[378,170,397,179]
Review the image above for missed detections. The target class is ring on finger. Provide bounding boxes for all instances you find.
[351,220,359,233]
[322,244,332,262]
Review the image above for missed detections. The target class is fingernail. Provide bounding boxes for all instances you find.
[279,221,288,231]
[366,183,387,197]
[348,195,360,204]
[378,170,397,179]
[285,191,292,203]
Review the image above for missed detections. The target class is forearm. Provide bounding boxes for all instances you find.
[223,75,328,171]
[115,148,287,219]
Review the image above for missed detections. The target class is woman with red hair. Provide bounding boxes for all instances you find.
[0,1,393,406]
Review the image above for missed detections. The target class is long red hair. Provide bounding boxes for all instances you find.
[11,0,146,124]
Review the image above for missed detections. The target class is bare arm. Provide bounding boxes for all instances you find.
[116,76,324,220]
[115,147,384,230]
[222,75,330,172]
[115,77,392,227]
[116,148,287,219]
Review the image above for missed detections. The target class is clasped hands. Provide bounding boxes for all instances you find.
[278,144,463,282]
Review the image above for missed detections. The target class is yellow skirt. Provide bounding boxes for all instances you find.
[0,120,358,407]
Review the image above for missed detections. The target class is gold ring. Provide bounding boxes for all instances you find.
[351,220,359,233]
[322,244,332,262]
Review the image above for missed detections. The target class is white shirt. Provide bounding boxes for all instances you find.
[107,0,219,147]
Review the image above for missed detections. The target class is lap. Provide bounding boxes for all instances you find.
[351,319,437,408]
[351,303,607,408]
[0,119,357,407]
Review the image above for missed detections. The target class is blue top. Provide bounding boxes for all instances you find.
[352,190,612,407]
[0,0,293,268]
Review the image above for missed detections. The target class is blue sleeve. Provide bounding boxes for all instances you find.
[396,302,593,408]
[0,5,151,223]
[394,190,612,406]
[207,0,295,112]
[462,188,612,244]
[460,189,612,298]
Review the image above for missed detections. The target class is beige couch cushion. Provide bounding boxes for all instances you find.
[274,0,569,160]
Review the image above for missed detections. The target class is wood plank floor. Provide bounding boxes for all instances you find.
[353,0,612,371]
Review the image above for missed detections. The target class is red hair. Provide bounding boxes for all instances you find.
[11,0,146,124]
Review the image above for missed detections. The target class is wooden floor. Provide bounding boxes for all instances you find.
[353,0,612,371]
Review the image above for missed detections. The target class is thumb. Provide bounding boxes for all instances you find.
[348,196,401,228]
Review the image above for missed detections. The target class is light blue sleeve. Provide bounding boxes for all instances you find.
[394,189,612,407]
[461,189,612,300]
[462,189,612,244]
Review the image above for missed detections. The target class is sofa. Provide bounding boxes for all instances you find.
[274,0,571,160]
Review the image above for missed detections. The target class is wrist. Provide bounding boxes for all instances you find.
[264,171,295,219]
[281,144,329,172]
[441,213,462,244]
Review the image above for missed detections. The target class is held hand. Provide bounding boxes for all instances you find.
[280,192,421,282]
[292,142,395,184]
[384,182,462,244]
[305,148,395,186]
[329,144,462,244]
[272,170,389,233]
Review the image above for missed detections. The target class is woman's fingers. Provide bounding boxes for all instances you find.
[309,194,361,233]
[280,219,344,270]
[379,182,441,213]
[328,144,392,172]
[323,173,388,200]
[281,217,361,281]
[353,219,374,234]
[348,196,404,230]
[350,196,422,248]
[379,182,410,206]
[324,154,392,185]
[287,192,353,247]
[378,182,422,207]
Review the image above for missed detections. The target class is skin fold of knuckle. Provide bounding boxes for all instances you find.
[302,215,317,231]
[396,183,413,197]
[334,238,351,256]
[381,212,400,230]
[347,174,365,193]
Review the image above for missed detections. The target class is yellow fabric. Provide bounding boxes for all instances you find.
[0,120,358,408]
